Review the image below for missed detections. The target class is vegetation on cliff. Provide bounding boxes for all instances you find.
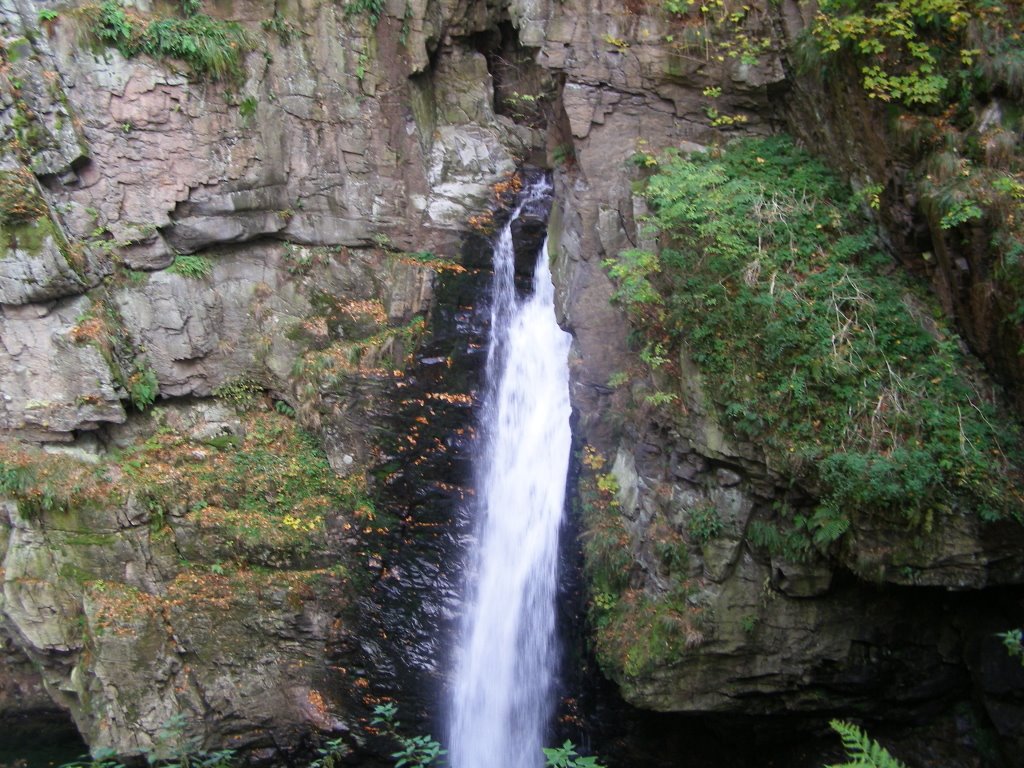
[609,135,1023,557]
[807,0,1024,384]
[79,0,256,81]
[0,404,370,561]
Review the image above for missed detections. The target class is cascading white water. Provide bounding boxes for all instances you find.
[448,181,573,768]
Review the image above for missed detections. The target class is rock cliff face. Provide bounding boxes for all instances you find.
[0,0,526,754]
[0,0,1022,763]
[524,0,1024,763]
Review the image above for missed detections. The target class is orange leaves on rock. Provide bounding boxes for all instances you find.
[69,316,108,345]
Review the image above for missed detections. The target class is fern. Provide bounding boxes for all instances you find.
[809,506,851,546]
[826,720,908,768]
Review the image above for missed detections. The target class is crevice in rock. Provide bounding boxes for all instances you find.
[484,21,554,132]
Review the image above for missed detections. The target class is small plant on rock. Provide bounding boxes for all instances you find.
[998,628,1024,666]
[128,361,159,410]
[543,741,607,768]
[825,720,907,768]
[168,254,212,279]
[687,503,723,545]
[370,703,447,768]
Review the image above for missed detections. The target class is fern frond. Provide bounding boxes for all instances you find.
[825,720,908,768]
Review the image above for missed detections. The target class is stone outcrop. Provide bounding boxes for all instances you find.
[0,405,356,757]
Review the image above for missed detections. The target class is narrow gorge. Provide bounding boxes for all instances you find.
[1,0,1023,766]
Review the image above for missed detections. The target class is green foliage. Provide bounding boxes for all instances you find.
[595,472,620,497]
[747,519,813,562]
[370,704,447,768]
[212,377,263,411]
[168,254,213,279]
[580,486,632,599]
[344,0,385,26]
[608,136,1024,554]
[643,390,678,406]
[825,720,908,768]
[577,447,710,678]
[128,361,159,411]
[998,628,1024,666]
[543,741,606,768]
[607,370,631,388]
[261,12,296,44]
[91,0,134,47]
[596,582,707,677]
[309,738,348,768]
[0,457,66,516]
[551,144,575,167]
[939,197,983,229]
[238,95,258,121]
[811,0,972,106]
[686,504,723,545]
[86,0,255,82]
[38,8,59,22]
[141,14,253,81]
[603,249,662,319]
[661,0,773,67]
[0,461,34,498]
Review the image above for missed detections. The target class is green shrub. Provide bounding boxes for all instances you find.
[810,0,972,106]
[370,704,446,768]
[128,361,159,410]
[141,14,253,81]
[999,628,1024,666]
[344,0,385,26]
[608,136,1024,553]
[686,504,723,545]
[212,377,263,411]
[261,12,296,44]
[168,254,213,279]
[86,0,255,82]
[544,741,606,768]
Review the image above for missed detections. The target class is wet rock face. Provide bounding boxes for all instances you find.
[520,0,1023,761]
[1,0,553,753]
[510,193,549,278]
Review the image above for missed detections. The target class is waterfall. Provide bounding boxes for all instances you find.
[448,180,573,768]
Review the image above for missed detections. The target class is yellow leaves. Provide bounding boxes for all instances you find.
[425,391,473,405]
[601,33,629,50]
[340,298,388,324]
[282,513,322,532]
[581,445,606,471]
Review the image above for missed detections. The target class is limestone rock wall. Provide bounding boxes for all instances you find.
[0,0,536,756]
